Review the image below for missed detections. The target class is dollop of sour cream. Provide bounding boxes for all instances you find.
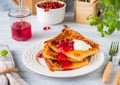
[73,40,91,50]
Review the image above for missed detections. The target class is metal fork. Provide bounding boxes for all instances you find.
[109,42,119,61]
[102,42,119,84]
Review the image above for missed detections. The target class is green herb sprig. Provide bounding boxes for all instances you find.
[0,49,8,56]
[87,0,120,37]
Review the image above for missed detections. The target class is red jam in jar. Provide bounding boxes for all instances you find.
[11,21,32,41]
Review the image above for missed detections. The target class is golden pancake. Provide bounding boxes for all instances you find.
[44,28,99,61]
[42,44,81,62]
[44,58,89,71]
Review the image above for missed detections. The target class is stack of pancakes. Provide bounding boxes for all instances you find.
[41,28,99,71]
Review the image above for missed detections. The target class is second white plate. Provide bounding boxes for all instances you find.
[23,40,105,78]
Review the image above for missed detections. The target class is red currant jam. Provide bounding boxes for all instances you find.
[11,21,32,41]
[57,61,72,71]
[56,53,68,61]
[56,39,74,71]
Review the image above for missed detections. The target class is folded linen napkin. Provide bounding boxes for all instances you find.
[0,75,8,85]
[0,44,28,85]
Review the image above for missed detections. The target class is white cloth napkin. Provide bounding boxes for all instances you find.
[0,45,28,85]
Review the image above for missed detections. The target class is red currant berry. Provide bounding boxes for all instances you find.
[43,26,47,30]
[48,26,51,29]
[62,28,66,32]
[63,24,68,28]
[37,53,43,58]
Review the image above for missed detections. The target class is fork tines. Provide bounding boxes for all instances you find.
[109,42,119,56]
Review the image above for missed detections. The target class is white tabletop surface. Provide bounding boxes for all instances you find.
[0,12,120,85]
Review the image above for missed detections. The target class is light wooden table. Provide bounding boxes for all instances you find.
[0,12,120,85]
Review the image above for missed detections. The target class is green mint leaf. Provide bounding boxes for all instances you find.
[97,23,103,31]
[90,19,96,26]
[116,21,120,31]
[0,49,8,56]
[103,19,109,26]
[104,0,113,6]
[87,0,120,36]
[106,26,116,35]
[90,17,99,26]
[86,14,93,20]
[100,30,105,37]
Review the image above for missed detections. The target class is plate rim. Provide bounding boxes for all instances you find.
[22,40,105,78]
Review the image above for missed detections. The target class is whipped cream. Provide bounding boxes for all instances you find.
[73,40,91,50]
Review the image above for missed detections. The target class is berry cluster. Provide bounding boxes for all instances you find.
[57,39,74,52]
[37,1,64,12]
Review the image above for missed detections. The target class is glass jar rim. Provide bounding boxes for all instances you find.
[8,6,32,18]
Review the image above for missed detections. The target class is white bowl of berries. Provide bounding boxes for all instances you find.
[36,1,66,25]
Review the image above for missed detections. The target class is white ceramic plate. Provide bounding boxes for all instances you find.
[23,40,105,78]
